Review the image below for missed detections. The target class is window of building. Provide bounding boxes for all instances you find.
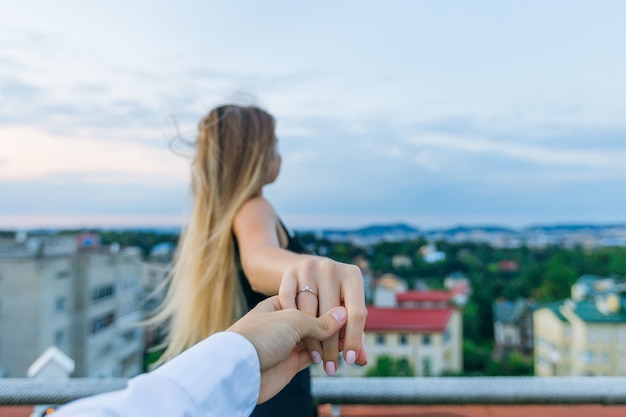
[54,330,66,348]
[122,330,137,342]
[535,337,546,350]
[55,296,66,313]
[92,284,116,303]
[600,329,611,344]
[580,350,596,365]
[100,343,113,359]
[537,356,550,370]
[121,278,141,293]
[444,329,451,344]
[422,334,431,346]
[56,270,70,279]
[587,329,597,344]
[422,357,432,376]
[118,302,136,318]
[376,334,385,346]
[399,333,408,346]
[90,312,115,334]
[120,353,140,374]
[602,351,610,364]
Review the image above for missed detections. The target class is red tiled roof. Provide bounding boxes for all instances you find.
[0,406,34,417]
[365,307,453,332]
[449,284,469,296]
[396,291,452,303]
[318,404,626,417]
[498,260,519,272]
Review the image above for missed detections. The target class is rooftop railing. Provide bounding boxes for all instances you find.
[2,377,626,406]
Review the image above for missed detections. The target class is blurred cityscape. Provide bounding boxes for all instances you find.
[2,222,626,415]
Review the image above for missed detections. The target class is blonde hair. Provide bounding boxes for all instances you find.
[153,105,277,363]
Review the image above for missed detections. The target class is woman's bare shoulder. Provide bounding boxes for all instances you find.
[238,196,276,216]
[234,196,278,232]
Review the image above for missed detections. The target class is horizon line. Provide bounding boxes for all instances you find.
[2,217,626,234]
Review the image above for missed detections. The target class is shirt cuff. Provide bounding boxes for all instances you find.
[154,331,260,414]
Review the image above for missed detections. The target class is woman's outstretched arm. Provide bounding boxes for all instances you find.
[233,196,317,294]
[233,196,368,375]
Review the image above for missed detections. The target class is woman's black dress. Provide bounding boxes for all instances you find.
[234,221,314,417]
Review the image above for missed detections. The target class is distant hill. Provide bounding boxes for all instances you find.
[293,222,626,246]
[429,225,517,235]
[6,222,626,246]
[318,223,420,236]
[523,223,626,233]
[304,223,421,244]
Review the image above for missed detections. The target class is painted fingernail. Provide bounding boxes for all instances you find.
[311,351,322,364]
[331,307,346,322]
[345,350,356,365]
[325,361,336,376]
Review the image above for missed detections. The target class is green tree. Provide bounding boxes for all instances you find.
[365,355,415,377]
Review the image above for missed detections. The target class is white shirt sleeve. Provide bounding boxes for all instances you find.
[53,332,260,417]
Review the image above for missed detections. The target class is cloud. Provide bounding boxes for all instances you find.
[0,77,42,99]
[3,2,626,230]
[0,126,188,184]
[406,133,626,172]
[0,213,185,229]
[414,150,442,172]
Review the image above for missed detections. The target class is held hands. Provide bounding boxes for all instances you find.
[229,257,368,405]
[278,258,368,376]
[227,296,348,404]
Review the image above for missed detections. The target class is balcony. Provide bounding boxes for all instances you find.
[2,376,626,416]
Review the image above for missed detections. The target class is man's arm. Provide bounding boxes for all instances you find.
[54,332,260,417]
[53,297,349,417]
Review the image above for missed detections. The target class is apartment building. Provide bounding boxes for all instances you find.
[534,276,626,376]
[0,233,144,378]
[493,298,534,359]
[141,258,171,350]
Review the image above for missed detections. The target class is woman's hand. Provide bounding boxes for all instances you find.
[278,258,368,375]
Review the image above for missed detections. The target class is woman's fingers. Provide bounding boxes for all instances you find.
[356,334,368,366]
[318,264,341,376]
[340,265,368,365]
[277,258,368,373]
[296,289,323,365]
[279,260,323,364]
[277,266,299,310]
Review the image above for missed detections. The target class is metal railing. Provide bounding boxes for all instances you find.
[2,377,626,406]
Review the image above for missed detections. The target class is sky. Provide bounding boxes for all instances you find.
[2,1,626,231]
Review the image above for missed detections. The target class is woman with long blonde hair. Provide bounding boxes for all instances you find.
[155,104,367,416]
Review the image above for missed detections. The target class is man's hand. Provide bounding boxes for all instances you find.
[227,296,347,403]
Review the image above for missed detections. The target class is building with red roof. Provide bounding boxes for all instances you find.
[313,290,462,377]
[363,304,462,377]
[365,306,454,332]
[311,288,463,378]
[396,290,452,308]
